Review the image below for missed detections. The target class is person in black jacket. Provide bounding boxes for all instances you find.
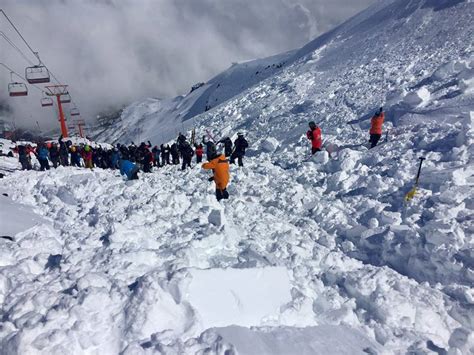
[218,137,233,157]
[181,142,194,170]
[230,133,248,167]
[49,143,60,168]
[170,143,180,165]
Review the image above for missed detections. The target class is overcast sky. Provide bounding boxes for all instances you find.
[0,0,375,131]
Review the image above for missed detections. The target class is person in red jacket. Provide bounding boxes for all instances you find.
[195,144,204,163]
[369,107,385,148]
[306,121,322,154]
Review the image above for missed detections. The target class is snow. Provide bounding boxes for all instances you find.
[0,194,50,238]
[185,267,292,330]
[1,0,474,353]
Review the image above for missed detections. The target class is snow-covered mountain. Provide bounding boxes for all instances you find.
[93,51,293,144]
[1,0,473,354]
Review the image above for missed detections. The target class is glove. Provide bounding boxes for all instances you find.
[208,176,214,182]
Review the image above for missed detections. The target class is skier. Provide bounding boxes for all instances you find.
[306,121,322,154]
[195,144,204,163]
[36,143,50,171]
[230,132,249,167]
[202,145,230,201]
[181,142,194,170]
[142,146,154,173]
[119,159,139,180]
[218,137,233,157]
[369,107,385,148]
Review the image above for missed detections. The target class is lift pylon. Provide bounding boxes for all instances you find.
[45,85,69,137]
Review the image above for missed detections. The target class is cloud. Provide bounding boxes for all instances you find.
[0,0,375,131]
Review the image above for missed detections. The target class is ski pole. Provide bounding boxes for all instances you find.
[405,157,425,202]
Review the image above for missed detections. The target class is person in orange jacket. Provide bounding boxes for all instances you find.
[369,107,385,148]
[202,144,230,201]
[306,121,322,154]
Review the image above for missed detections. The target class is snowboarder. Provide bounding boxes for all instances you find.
[306,121,322,154]
[369,107,385,148]
[218,137,233,157]
[230,133,249,167]
[119,159,139,180]
[202,145,230,201]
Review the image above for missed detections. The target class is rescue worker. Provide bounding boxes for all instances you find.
[306,121,322,154]
[369,107,385,148]
[230,133,249,167]
[202,145,230,201]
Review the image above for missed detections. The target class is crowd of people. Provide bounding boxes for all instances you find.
[13,108,383,201]
[14,132,249,200]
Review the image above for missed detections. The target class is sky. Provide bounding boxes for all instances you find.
[0,0,375,131]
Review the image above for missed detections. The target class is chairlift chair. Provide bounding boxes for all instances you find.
[60,94,71,104]
[41,97,53,107]
[25,65,50,84]
[8,82,28,97]
[70,107,80,116]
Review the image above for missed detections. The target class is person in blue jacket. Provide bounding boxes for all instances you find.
[36,143,50,171]
[110,148,120,169]
[119,159,139,180]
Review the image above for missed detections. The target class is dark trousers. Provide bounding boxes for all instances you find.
[181,157,192,170]
[230,152,244,167]
[311,147,321,154]
[196,155,202,163]
[216,188,229,201]
[172,155,180,165]
[39,158,50,171]
[369,134,381,148]
[51,158,59,168]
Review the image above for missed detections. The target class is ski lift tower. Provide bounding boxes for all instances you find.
[76,119,86,138]
[45,85,69,137]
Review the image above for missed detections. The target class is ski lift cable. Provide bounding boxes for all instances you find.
[1,10,81,112]
[0,9,64,86]
[0,31,36,65]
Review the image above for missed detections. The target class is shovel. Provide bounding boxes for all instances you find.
[404,157,425,202]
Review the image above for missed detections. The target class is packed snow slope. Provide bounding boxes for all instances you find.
[1,0,474,354]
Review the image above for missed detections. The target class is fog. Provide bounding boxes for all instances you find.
[0,0,375,132]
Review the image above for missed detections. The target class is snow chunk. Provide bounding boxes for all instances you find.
[403,87,431,107]
[259,137,280,153]
[208,209,225,227]
[186,267,292,329]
